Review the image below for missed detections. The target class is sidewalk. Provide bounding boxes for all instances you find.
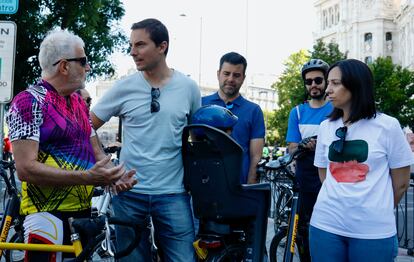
[396,248,414,262]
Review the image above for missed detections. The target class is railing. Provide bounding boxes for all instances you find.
[396,173,414,256]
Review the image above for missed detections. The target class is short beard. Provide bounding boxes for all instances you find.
[309,92,325,100]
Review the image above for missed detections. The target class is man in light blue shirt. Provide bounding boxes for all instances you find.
[91,19,200,261]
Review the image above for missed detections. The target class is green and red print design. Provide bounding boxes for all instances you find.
[328,140,369,183]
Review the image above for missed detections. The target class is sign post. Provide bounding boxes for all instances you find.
[0,21,16,160]
[0,21,16,103]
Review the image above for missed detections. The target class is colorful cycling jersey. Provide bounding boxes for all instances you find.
[6,80,95,215]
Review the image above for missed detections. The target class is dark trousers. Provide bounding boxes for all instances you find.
[297,191,319,262]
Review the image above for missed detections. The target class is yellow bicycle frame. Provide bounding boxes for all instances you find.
[0,214,13,257]
[0,234,83,257]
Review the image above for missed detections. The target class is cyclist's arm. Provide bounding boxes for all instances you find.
[90,111,137,191]
[90,111,106,130]
[247,138,264,184]
[318,167,327,182]
[90,134,109,163]
[390,166,411,207]
[12,139,123,186]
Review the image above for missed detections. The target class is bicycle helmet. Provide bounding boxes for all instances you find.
[191,105,238,131]
[301,59,329,79]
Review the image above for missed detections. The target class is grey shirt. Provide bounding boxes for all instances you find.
[92,70,201,194]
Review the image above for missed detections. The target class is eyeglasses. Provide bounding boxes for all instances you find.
[304,77,324,85]
[85,97,92,105]
[225,102,234,109]
[151,87,160,113]
[332,126,347,154]
[53,57,88,67]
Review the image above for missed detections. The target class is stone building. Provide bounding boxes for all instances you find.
[313,0,414,70]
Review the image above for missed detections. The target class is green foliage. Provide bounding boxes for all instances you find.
[370,57,414,130]
[0,0,127,96]
[311,39,347,65]
[264,110,280,145]
[271,50,309,144]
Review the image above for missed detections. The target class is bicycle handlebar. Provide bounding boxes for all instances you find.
[0,160,15,170]
[0,161,18,195]
[70,215,143,261]
[103,146,121,154]
[265,146,308,171]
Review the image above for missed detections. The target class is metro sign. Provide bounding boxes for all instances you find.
[0,0,18,14]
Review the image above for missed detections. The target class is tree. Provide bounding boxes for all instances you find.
[310,39,347,65]
[0,0,127,97]
[271,40,347,144]
[370,57,414,130]
[271,50,309,143]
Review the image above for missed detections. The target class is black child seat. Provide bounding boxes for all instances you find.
[182,124,271,261]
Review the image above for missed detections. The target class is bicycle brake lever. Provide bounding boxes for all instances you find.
[101,217,114,257]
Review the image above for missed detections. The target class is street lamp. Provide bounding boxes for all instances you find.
[179,14,203,86]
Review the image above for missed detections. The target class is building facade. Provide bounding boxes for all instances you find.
[91,79,120,146]
[313,0,414,70]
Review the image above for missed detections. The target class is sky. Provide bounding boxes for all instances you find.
[108,0,317,87]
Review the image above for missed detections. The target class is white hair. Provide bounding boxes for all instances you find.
[38,28,85,78]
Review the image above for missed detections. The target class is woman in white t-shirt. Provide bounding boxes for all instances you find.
[309,59,414,262]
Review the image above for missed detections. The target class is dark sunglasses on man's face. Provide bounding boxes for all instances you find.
[151,87,160,113]
[304,77,324,86]
[85,97,92,104]
[52,56,88,67]
[332,126,347,154]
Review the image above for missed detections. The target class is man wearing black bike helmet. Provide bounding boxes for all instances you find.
[285,58,333,262]
[191,104,238,135]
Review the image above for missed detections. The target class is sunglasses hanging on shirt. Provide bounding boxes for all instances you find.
[332,126,347,154]
[151,87,161,113]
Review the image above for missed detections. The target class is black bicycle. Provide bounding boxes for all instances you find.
[265,146,308,262]
[0,157,142,261]
[258,155,294,234]
[0,160,24,262]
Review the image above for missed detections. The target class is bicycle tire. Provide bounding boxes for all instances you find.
[269,228,300,262]
[274,186,293,232]
[205,244,245,262]
[5,231,24,262]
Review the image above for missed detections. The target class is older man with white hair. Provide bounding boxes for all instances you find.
[6,28,136,262]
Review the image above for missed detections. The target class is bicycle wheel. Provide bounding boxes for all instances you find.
[5,231,24,262]
[269,228,300,262]
[274,186,293,232]
[206,245,245,262]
